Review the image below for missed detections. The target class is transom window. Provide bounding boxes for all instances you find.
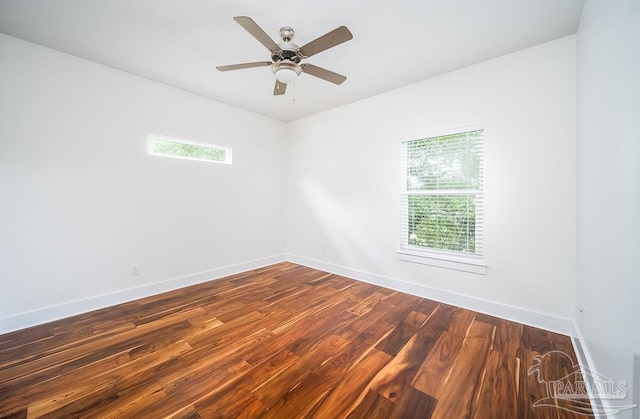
[401,128,483,257]
[147,134,231,164]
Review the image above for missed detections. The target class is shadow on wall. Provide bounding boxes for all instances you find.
[298,178,386,273]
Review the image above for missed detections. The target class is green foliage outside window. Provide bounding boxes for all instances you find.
[404,130,482,254]
[148,138,227,162]
[406,131,481,191]
[408,195,476,253]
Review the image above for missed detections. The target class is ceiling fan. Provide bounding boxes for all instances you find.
[217,16,353,96]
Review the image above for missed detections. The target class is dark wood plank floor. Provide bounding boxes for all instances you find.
[0,262,591,418]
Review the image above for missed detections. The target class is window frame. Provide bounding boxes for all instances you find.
[398,125,487,275]
[147,133,232,165]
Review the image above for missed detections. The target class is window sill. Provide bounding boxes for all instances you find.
[397,248,487,275]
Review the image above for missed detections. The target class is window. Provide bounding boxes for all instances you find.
[147,134,231,164]
[400,127,485,273]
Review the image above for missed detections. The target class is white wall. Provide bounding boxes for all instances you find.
[576,1,639,417]
[286,36,578,331]
[0,34,287,331]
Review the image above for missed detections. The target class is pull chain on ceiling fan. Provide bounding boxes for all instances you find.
[217,16,353,96]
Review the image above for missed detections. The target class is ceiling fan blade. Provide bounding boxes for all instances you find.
[299,26,353,58]
[273,80,287,95]
[216,61,272,71]
[233,16,280,53]
[302,64,347,85]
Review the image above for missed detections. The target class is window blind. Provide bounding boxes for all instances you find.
[401,129,483,256]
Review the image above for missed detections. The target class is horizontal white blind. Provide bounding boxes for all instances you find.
[401,129,483,255]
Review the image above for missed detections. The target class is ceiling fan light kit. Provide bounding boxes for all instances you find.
[273,62,301,84]
[217,16,352,96]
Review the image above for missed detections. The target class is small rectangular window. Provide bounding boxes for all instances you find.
[147,134,231,164]
[401,127,484,257]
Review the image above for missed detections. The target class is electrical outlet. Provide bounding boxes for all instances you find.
[579,302,587,324]
[321,247,326,256]
[131,265,140,276]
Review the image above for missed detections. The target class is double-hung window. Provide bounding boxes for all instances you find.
[399,127,485,274]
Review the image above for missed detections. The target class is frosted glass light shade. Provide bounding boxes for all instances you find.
[275,68,298,84]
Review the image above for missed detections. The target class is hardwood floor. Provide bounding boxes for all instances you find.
[0,263,592,418]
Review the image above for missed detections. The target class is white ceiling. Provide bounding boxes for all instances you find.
[0,0,584,122]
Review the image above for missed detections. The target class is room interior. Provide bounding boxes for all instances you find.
[0,0,637,417]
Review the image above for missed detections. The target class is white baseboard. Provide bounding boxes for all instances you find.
[571,323,620,419]
[286,253,575,336]
[0,254,286,334]
[0,253,573,337]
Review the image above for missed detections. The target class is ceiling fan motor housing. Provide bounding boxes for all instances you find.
[271,26,303,63]
[271,47,301,63]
